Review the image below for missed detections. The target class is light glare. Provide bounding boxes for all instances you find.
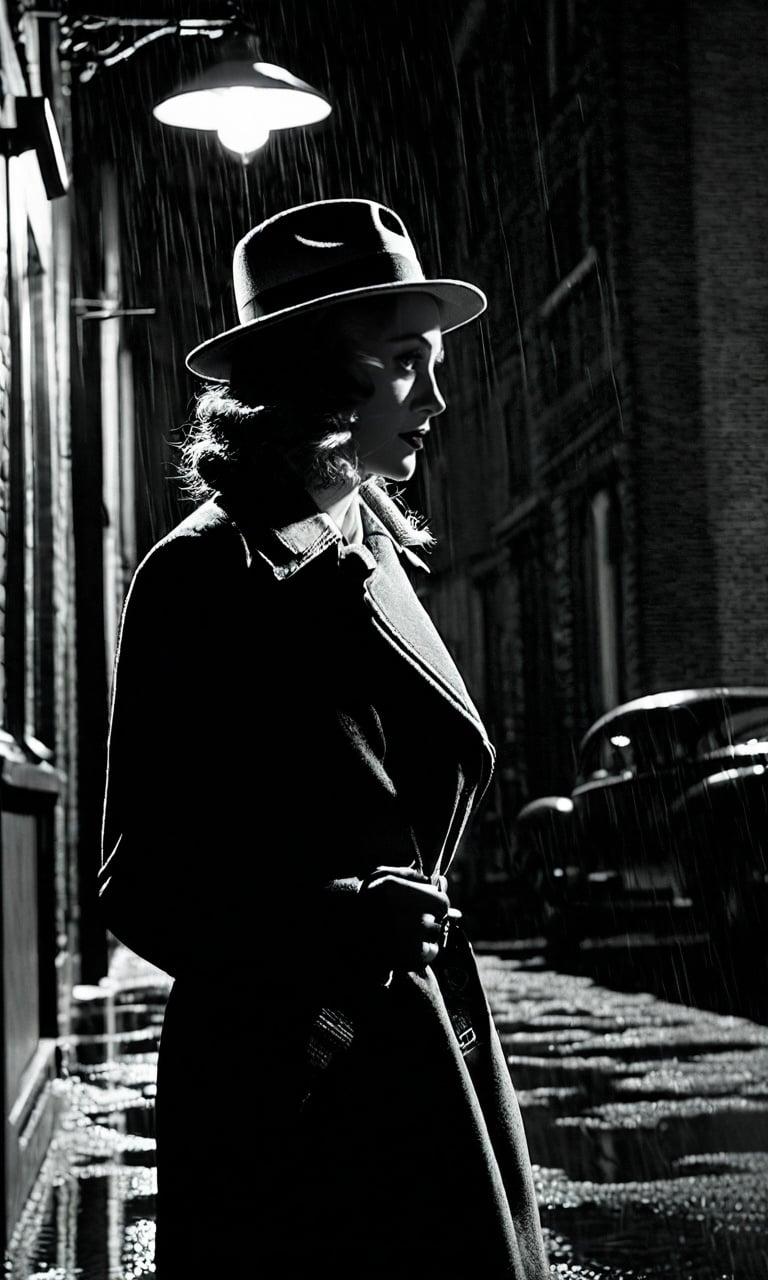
[215,88,271,155]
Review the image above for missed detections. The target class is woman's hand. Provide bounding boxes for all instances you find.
[358,866,451,973]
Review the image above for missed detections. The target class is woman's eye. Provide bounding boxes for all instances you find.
[397,351,422,373]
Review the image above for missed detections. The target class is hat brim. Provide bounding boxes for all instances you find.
[185,278,487,381]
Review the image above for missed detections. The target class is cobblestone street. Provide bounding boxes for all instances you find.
[5,944,768,1279]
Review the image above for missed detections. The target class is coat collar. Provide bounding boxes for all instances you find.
[218,479,430,581]
[361,523,495,781]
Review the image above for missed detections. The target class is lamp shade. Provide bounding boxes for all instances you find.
[152,55,332,142]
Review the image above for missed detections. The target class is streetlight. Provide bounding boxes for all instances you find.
[57,13,332,163]
[152,44,332,164]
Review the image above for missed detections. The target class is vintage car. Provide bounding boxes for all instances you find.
[514,687,768,946]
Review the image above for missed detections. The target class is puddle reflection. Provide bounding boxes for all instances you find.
[5,959,169,1280]
[482,956,768,1277]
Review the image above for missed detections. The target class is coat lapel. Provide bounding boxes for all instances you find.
[360,523,495,796]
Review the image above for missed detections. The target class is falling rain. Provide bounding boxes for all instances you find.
[2,1,768,1277]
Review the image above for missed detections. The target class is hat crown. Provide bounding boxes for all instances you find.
[185,196,487,380]
[233,199,426,324]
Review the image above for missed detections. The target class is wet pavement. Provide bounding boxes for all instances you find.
[5,943,768,1279]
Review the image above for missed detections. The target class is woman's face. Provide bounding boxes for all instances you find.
[344,293,446,482]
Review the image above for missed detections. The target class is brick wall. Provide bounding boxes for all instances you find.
[687,0,768,683]
[618,0,716,690]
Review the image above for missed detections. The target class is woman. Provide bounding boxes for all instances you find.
[100,198,549,1278]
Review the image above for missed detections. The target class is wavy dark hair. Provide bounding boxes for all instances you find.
[178,298,435,546]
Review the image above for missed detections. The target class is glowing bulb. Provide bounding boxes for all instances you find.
[217,117,270,156]
[214,87,271,157]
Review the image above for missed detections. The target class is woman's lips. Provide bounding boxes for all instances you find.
[398,427,429,450]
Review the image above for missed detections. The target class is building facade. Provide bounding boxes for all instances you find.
[420,0,768,917]
[0,1,78,1245]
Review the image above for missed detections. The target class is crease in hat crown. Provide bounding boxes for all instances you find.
[186,197,487,381]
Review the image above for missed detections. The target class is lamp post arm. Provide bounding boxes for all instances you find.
[56,14,240,83]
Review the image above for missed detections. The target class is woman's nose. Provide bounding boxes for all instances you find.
[415,369,446,418]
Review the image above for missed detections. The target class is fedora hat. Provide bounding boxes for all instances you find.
[185,197,487,381]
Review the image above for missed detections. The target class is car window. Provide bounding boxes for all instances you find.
[579,707,702,781]
[579,722,642,778]
[695,703,768,756]
[640,713,697,767]
[578,696,768,784]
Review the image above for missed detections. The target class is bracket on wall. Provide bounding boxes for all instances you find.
[0,96,68,198]
[45,3,250,83]
[72,297,156,321]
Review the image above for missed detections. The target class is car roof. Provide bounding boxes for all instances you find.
[580,687,768,750]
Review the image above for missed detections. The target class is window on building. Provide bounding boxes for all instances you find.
[476,563,529,832]
[5,234,26,743]
[99,166,136,678]
[28,227,55,750]
[581,486,623,716]
[536,148,606,418]
[546,0,594,100]
[547,169,582,289]
[5,222,56,756]
[538,249,606,423]
[504,390,530,493]
[547,0,578,97]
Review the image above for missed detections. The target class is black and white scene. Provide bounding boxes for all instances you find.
[2,0,768,1276]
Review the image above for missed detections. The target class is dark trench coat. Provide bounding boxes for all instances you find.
[99,474,550,1279]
